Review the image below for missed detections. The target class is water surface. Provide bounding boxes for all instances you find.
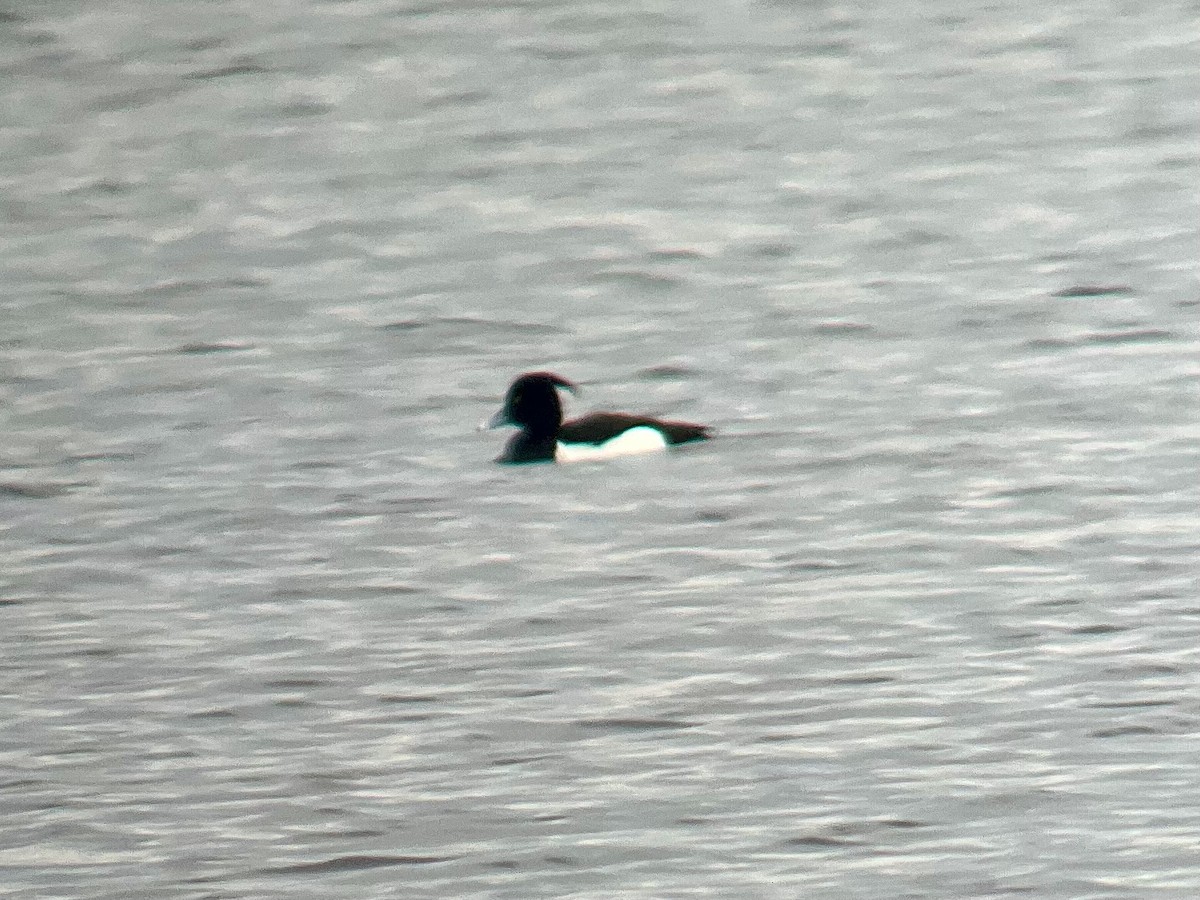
[2,1,1199,897]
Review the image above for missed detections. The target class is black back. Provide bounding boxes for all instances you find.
[559,413,711,446]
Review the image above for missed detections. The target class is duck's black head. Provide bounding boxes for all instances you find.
[486,371,579,437]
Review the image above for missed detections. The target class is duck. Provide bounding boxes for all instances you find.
[482,371,711,464]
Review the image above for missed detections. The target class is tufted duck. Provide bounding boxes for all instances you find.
[483,371,711,464]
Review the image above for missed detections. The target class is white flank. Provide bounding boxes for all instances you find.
[555,426,668,463]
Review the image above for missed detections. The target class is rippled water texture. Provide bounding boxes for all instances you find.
[2,1,1199,897]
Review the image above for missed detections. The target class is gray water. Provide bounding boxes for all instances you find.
[3,1,1199,898]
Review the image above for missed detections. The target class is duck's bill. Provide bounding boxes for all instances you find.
[478,409,509,431]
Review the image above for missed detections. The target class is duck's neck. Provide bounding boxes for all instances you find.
[504,431,558,464]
